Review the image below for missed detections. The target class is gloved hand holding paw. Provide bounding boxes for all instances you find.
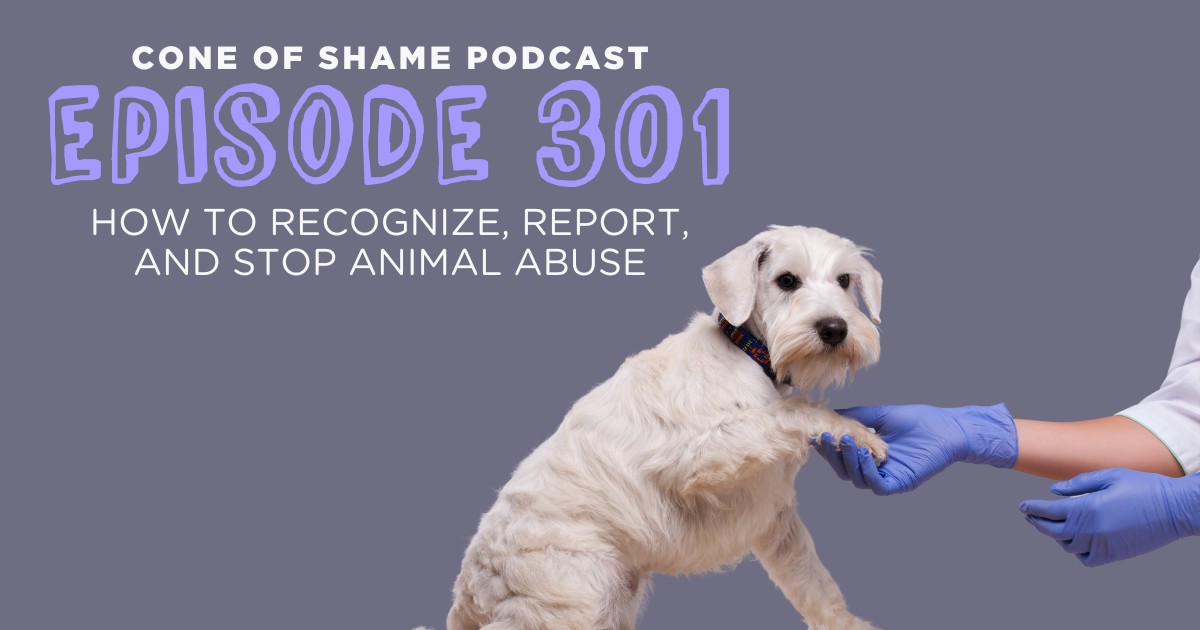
[814,403,1018,495]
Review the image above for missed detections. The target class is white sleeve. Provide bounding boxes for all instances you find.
[1118,258,1200,474]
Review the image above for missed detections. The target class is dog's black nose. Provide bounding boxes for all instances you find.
[815,318,848,347]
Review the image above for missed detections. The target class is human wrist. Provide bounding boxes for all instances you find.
[1172,472,1200,538]
[955,403,1019,468]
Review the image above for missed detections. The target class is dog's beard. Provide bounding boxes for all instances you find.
[767,322,880,393]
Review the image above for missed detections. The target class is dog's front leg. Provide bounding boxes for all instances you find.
[664,399,816,495]
[753,509,878,630]
[665,401,885,496]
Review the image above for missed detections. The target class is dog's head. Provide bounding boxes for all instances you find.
[702,225,882,390]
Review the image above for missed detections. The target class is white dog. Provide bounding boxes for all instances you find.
[438,226,889,630]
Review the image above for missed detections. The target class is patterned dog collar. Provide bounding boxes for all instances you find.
[716,313,779,382]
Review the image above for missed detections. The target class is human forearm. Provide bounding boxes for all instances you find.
[1013,416,1183,480]
[822,405,1185,494]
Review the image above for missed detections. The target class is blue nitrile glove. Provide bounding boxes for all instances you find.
[1021,469,1200,567]
[814,404,1018,495]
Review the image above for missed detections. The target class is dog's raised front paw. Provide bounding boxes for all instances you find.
[832,422,888,466]
[855,429,888,466]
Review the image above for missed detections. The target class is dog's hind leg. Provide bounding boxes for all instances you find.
[752,509,878,630]
[464,549,631,630]
[446,604,479,630]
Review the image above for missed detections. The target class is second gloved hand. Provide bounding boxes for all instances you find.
[1021,469,1200,567]
[814,404,1018,495]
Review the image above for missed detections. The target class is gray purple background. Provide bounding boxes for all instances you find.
[4,1,1200,628]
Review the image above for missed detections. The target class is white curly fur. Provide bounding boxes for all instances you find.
[436,226,887,630]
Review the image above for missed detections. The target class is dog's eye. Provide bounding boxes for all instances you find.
[837,274,851,289]
[776,273,800,291]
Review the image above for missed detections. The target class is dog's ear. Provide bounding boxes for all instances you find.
[854,261,883,325]
[702,239,766,327]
